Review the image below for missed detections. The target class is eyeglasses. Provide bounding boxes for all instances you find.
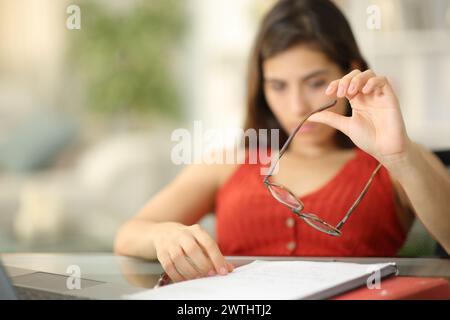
[263,100,382,236]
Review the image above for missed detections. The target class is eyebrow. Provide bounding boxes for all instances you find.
[265,69,329,83]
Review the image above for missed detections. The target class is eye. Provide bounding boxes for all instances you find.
[267,81,286,91]
[309,79,327,89]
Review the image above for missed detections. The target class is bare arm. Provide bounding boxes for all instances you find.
[114,162,222,259]
[385,142,450,253]
[114,160,237,282]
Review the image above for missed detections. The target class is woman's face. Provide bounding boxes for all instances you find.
[263,44,348,149]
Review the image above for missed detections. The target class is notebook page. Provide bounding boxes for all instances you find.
[125,260,397,300]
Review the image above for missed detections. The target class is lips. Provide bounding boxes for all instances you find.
[290,122,317,133]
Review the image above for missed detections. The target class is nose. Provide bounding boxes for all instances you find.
[288,85,312,117]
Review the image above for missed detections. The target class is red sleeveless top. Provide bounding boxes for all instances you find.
[215,147,406,257]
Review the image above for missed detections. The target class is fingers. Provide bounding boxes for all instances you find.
[308,110,350,136]
[348,70,376,98]
[156,224,233,283]
[325,79,339,96]
[179,236,213,276]
[326,69,388,99]
[191,224,230,276]
[361,76,387,94]
[336,69,362,98]
[168,245,201,280]
[162,239,214,282]
[157,251,185,283]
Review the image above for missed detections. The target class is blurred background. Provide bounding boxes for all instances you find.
[0,0,449,256]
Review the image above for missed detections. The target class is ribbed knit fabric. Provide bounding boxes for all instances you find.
[215,147,406,257]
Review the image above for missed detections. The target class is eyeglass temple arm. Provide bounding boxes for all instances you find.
[335,162,383,230]
[263,99,338,184]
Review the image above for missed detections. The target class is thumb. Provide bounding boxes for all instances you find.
[308,110,350,136]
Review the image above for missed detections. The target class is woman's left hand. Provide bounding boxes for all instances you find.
[309,69,411,166]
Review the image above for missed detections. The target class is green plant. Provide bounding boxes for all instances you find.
[68,0,186,118]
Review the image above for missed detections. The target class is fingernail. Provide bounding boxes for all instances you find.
[325,85,333,95]
[208,270,216,276]
[219,267,228,275]
[337,86,344,97]
[348,84,355,93]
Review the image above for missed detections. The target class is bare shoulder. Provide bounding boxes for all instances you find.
[132,148,242,224]
[184,147,243,191]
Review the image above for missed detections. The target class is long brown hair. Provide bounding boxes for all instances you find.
[244,0,369,149]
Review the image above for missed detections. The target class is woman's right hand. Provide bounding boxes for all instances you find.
[153,222,234,283]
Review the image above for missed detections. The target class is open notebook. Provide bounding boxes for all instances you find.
[124,260,398,300]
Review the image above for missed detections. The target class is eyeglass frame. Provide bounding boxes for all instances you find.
[263,99,382,236]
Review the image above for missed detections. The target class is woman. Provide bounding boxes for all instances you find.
[114,0,450,283]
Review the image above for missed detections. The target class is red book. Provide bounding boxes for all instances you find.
[332,276,450,300]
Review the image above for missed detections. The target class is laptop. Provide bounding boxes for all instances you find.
[0,259,147,300]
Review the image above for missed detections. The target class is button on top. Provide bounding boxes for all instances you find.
[286,241,296,251]
[286,217,295,228]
